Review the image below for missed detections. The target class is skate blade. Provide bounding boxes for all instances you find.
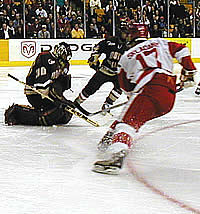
[92,165,120,175]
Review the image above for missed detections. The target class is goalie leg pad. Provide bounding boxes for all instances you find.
[4,104,18,125]
[4,104,40,125]
[42,106,73,126]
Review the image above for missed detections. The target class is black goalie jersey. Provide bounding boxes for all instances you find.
[91,37,127,76]
[25,51,69,110]
[26,51,61,87]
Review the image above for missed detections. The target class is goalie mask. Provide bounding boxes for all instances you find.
[53,42,72,62]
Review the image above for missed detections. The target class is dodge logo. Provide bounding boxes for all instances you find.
[21,41,36,58]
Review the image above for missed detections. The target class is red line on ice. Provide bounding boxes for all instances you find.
[127,120,200,214]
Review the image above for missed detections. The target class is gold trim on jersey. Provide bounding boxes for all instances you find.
[99,65,117,76]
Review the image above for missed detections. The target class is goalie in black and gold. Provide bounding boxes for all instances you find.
[5,42,74,126]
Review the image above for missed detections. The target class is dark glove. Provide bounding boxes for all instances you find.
[88,55,100,71]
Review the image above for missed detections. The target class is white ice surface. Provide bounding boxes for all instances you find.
[0,65,200,214]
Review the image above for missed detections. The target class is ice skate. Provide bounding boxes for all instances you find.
[92,150,127,175]
[195,86,200,96]
[97,130,114,152]
[101,102,112,116]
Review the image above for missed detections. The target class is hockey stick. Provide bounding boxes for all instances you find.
[8,73,100,127]
[75,101,128,117]
[76,84,184,116]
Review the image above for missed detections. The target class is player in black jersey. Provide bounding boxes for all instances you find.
[73,27,130,115]
[5,42,74,126]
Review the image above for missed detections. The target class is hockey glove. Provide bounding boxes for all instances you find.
[180,68,196,88]
[88,55,100,71]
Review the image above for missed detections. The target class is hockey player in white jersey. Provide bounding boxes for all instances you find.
[92,23,197,175]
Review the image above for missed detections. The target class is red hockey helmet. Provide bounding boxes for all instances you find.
[127,23,149,42]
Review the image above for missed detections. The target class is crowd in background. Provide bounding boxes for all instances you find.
[0,0,199,39]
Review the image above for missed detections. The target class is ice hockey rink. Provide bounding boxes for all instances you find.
[0,64,200,214]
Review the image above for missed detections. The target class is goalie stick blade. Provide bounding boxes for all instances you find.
[64,106,100,127]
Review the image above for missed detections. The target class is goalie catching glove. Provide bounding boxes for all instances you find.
[179,68,197,88]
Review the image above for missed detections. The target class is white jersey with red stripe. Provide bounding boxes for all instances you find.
[118,38,196,92]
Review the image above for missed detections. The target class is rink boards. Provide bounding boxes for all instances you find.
[0,38,200,67]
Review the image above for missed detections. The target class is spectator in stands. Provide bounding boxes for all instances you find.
[159,5,167,19]
[35,3,48,19]
[105,1,115,13]
[13,13,23,28]
[5,4,12,17]
[142,0,152,20]
[87,22,98,38]
[70,13,78,28]
[71,23,84,38]
[10,9,16,21]
[2,9,10,25]
[178,18,186,37]
[59,0,71,16]
[98,24,108,38]
[57,25,71,38]
[170,0,186,19]
[158,16,166,36]
[13,0,23,14]
[141,13,150,26]
[77,16,83,29]
[15,25,23,38]
[91,17,99,34]
[196,1,200,20]
[150,14,159,28]
[90,0,101,18]
[0,0,4,14]
[8,19,15,36]
[185,16,193,37]
[135,5,142,21]
[105,17,113,36]
[0,0,194,39]
[132,11,139,23]
[57,14,69,29]
[38,24,50,38]
[29,17,41,37]
[44,17,52,32]
[0,22,13,39]
[43,0,53,14]
[26,4,36,24]
[172,25,180,37]
[150,23,162,37]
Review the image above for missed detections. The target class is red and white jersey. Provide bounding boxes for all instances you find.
[118,38,196,92]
